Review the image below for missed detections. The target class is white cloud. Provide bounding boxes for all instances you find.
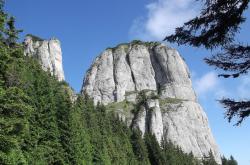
[194,71,219,96]
[193,71,250,101]
[237,76,250,99]
[130,0,199,40]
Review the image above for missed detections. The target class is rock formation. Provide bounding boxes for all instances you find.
[24,34,65,81]
[81,40,221,163]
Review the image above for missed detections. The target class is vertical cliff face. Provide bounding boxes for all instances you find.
[24,35,65,81]
[81,41,221,163]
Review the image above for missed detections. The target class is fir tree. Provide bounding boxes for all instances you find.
[131,129,150,164]
[5,16,22,47]
[202,150,217,165]
[144,133,164,165]
[222,155,238,165]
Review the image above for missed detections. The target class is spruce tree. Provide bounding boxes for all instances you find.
[5,16,22,47]
[144,133,164,165]
[202,150,217,165]
[131,129,149,164]
[69,96,93,164]
[0,0,6,41]
[222,155,238,165]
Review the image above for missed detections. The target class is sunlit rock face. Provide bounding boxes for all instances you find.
[24,35,65,81]
[81,41,221,164]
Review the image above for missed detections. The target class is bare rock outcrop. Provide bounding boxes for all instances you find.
[81,41,221,163]
[24,35,65,81]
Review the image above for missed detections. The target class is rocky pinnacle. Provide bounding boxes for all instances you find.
[82,41,221,164]
[24,35,65,81]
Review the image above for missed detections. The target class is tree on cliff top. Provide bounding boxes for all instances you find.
[0,0,22,47]
[164,0,250,125]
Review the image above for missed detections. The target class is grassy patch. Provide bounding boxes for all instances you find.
[125,89,159,100]
[106,43,129,51]
[106,40,162,52]
[125,90,137,96]
[106,100,134,113]
[131,40,161,47]
[159,97,183,106]
[26,34,44,42]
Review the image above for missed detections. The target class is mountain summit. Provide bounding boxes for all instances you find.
[81,40,221,163]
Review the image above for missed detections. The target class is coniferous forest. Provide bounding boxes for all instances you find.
[0,2,238,165]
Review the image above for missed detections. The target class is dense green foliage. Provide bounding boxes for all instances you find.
[0,2,238,164]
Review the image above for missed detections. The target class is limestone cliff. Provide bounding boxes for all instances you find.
[81,40,221,163]
[24,35,65,81]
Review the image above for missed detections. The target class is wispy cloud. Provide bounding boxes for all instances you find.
[193,71,231,100]
[194,71,219,97]
[193,71,250,101]
[237,76,250,99]
[129,0,199,40]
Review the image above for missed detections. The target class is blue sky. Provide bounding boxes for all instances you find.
[5,0,250,164]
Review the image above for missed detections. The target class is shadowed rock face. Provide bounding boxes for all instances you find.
[82,41,221,164]
[24,35,65,81]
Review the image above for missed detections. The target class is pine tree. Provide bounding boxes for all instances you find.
[228,156,238,165]
[144,133,164,165]
[0,87,32,165]
[202,150,217,165]
[0,6,31,163]
[0,0,7,41]
[69,96,93,164]
[55,84,73,164]
[222,155,238,165]
[131,129,150,164]
[5,16,22,47]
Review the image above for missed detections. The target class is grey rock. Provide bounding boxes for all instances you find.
[83,49,115,105]
[146,99,164,143]
[152,44,196,101]
[161,101,220,163]
[132,105,147,136]
[128,44,157,91]
[81,41,221,164]
[113,45,136,102]
[24,35,65,81]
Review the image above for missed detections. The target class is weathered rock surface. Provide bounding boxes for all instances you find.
[81,41,221,163]
[24,35,65,81]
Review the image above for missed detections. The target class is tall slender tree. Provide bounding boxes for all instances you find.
[0,0,6,41]
[5,16,22,47]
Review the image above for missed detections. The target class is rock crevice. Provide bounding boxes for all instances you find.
[82,41,221,163]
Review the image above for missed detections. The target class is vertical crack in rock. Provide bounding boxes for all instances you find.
[125,45,137,91]
[149,46,166,95]
[111,49,118,102]
[131,104,146,135]
[81,41,221,164]
[145,99,164,143]
[47,41,55,75]
[145,106,151,134]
